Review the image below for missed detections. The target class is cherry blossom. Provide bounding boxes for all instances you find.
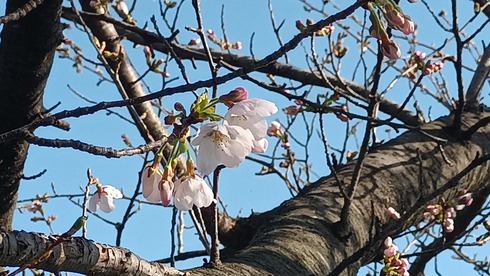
[192,122,255,176]
[141,166,162,203]
[224,98,278,141]
[174,175,214,211]
[88,185,122,213]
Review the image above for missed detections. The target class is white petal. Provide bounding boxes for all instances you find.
[99,194,116,213]
[191,122,219,146]
[252,138,268,153]
[142,167,162,201]
[88,194,100,212]
[225,99,278,118]
[219,139,251,168]
[103,185,123,199]
[174,181,194,210]
[191,178,214,208]
[173,176,214,211]
[196,138,220,176]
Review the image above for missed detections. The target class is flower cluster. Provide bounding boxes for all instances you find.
[207,29,242,50]
[141,87,276,210]
[19,194,57,224]
[403,51,445,79]
[367,0,416,60]
[382,237,410,276]
[423,190,473,233]
[193,88,278,175]
[142,161,214,211]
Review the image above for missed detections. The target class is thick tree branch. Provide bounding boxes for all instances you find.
[466,45,490,110]
[0,231,182,276]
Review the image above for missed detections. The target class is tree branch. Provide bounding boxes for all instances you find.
[466,45,490,110]
[0,231,183,276]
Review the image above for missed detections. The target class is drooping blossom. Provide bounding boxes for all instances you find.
[224,98,278,141]
[141,165,175,206]
[192,122,255,176]
[159,167,175,206]
[173,174,214,211]
[399,15,415,35]
[141,165,163,203]
[381,40,401,60]
[88,185,123,213]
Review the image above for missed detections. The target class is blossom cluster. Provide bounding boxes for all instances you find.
[142,164,214,211]
[423,190,473,233]
[206,29,242,50]
[194,89,278,176]
[383,237,410,276]
[139,87,277,211]
[367,0,416,60]
[403,51,445,79]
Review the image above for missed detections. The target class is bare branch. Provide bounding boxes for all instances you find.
[466,45,490,109]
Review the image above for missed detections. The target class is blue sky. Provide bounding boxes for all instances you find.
[6,0,489,274]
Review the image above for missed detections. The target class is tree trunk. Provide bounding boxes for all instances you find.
[0,0,62,230]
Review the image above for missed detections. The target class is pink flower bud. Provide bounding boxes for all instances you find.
[188,38,201,46]
[384,244,399,257]
[335,104,350,122]
[232,42,242,50]
[283,105,301,115]
[381,40,401,60]
[295,20,307,32]
[267,121,283,137]
[174,102,184,112]
[144,46,153,58]
[384,237,393,248]
[444,218,454,232]
[385,4,405,28]
[387,207,401,220]
[399,15,415,35]
[219,87,249,107]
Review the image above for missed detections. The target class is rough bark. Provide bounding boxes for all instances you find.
[0,0,62,230]
[2,109,490,275]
